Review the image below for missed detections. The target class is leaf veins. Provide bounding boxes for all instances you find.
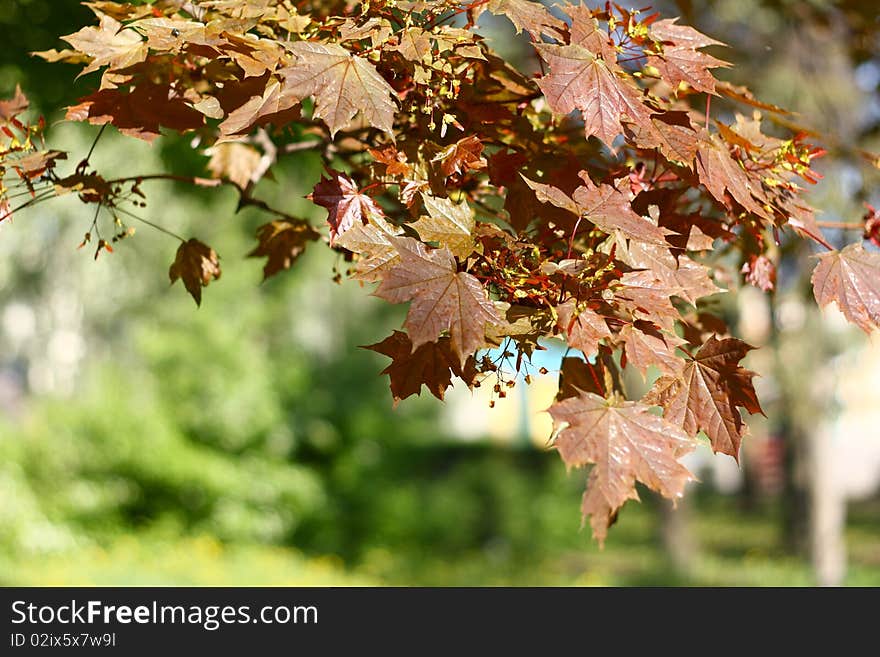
[549,391,697,545]
[811,242,880,334]
[375,237,501,365]
[280,41,397,137]
[644,335,764,460]
[308,168,386,244]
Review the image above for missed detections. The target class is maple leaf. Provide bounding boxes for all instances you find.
[308,169,385,244]
[615,271,682,330]
[334,214,403,282]
[62,13,148,77]
[696,135,771,220]
[375,237,501,365]
[555,299,611,357]
[644,336,764,459]
[169,239,222,306]
[134,17,212,53]
[627,242,722,305]
[206,142,262,189]
[0,85,28,121]
[365,331,476,405]
[549,391,697,545]
[536,42,656,148]
[369,146,411,177]
[484,0,566,41]
[566,6,619,62]
[627,111,700,164]
[411,194,476,259]
[618,322,685,376]
[394,27,432,62]
[280,41,397,136]
[572,174,670,245]
[220,32,285,78]
[557,356,606,400]
[9,150,67,181]
[248,219,320,281]
[647,18,729,94]
[432,135,486,178]
[218,78,302,138]
[811,243,880,334]
[525,174,669,245]
[66,83,204,142]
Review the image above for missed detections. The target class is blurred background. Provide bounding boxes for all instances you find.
[0,0,878,586]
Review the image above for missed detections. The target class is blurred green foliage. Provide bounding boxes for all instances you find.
[1,0,879,586]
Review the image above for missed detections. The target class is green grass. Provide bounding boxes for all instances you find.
[0,535,373,586]
[3,496,878,586]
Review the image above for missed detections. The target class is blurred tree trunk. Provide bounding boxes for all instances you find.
[770,294,847,584]
[806,399,847,586]
[658,496,697,578]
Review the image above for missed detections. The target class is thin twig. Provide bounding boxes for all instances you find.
[113,205,186,242]
[815,220,862,230]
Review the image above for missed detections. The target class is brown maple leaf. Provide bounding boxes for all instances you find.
[62,14,148,77]
[525,174,670,245]
[248,219,320,282]
[169,238,222,306]
[536,41,657,148]
[218,78,302,138]
[411,194,476,259]
[573,174,671,245]
[627,111,700,164]
[618,322,685,376]
[280,41,397,136]
[66,83,204,142]
[614,271,682,330]
[0,85,28,121]
[369,146,411,177]
[334,214,403,282]
[549,391,697,545]
[394,27,432,62]
[644,336,764,460]
[484,0,566,41]
[555,299,611,357]
[812,243,880,334]
[365,331,476,405]
[308,169,385,244]
[647,19,730,94]
[557,356,606,400]
[567,6,618,61]
[432,135,487,178]
[206,142,262,190]
[627,242,722,305]
[695,134,771,220]
[375,237,501,365]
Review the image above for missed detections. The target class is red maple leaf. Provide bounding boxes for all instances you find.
[308,168,385,243]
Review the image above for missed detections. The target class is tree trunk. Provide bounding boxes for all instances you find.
[658,496,697,578]
[807,424,847,586]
